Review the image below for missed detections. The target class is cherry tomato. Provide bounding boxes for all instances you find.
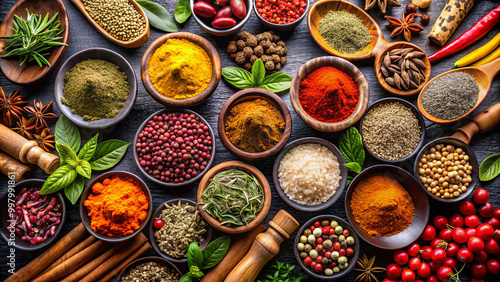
[443,257,456,269]
[449,214,464,228]
[422,225,437,241]
[418,262,431,277]
[471,263,487,278]
[438,229,453,242]
[401,269,416,282]
[473,188,489,205]
[426,275,439,282]
[494,208,500,219]
[485,216,500,229]
[421,246,433,260]
[386,263,401,280]
[465,214,480,227]
[465,227,477,239]
[446,242,460,257]
[432,248,447,263]
[485,238,499,254]
[459,201,475,216]
[394,250,409,265]
[428,260,442,272]
[457,248,474,263]
[452,227,467,244]
[478,202,494,218]
[430,238,446,249]
[408,243,421,257]
[468,237,485,253]
[486,259,500,275]
[153,218,164,229]
[476,223,494,240]
[303,256,312,266]
[474,250,488,263]
[436,266,453,282]
[433,215,448,230]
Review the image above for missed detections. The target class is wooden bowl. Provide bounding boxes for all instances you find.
[0,0,69,85]
[253,0,309,31]
[118,256,183,281]
[345,165,430,250]
[413,137,479,203]
[218,88,292,160]
[360,97,426,164]
[70,0,149,48]
[190,0,252,37]
[141,32,221,107]
[272,137,348,212]
[197,161,272,234]
[132,108,216,187]
[294,215,360,280]
[290,56,369,132]
[0,179,66,251]
[149,198,212,263]
[54,48,138,129]
[79,171,153,243]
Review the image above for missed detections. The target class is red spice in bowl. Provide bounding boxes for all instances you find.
[256,0,307,24]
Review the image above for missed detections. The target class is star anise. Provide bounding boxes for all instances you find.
[0,88,27,126]
[365,0,401,14]
[385,12,424,42]
[354,254,386,282]
[12,116,35,139]
[24,100,58,132]
[32,128,55,152]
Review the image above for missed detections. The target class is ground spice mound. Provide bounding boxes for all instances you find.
[350,173,414,237]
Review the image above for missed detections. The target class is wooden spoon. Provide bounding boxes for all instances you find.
[70,0,149,48]
[0,0,69,85]
[417,58,500,124]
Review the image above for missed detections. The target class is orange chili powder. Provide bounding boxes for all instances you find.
[84,177,148,237]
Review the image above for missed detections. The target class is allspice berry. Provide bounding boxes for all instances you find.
[260,40,271,49]
[250,55,258,64]
[243,46,253,57]
[235,51,246,64]
[265,61,275,70]
[280,56,286,65]
[227,41,237,53]
[246,36,258,47]
[254,45,264,56]
[243,62,252,71]
[236,40,245,50]
[272,54,280,64]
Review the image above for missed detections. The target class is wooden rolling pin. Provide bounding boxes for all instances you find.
[0,151,31,181]
[0,124,59,174]
[225,210,299,282]
[428,0,475,46]
[451,103,500,144]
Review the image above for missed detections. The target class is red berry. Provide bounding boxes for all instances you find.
[401,269,416,282]
[310,261,316,269]
[421,246,433,260]
[333,241,341,250]
[471,263,487,278]
[448,214,463,227]
[314,262,323,273]
[430,238,446,249]
[432,248,447,263]
[303,256,312,266]
[465,214,480,227]
[442,257,457,269]
[409,257,422,270]
[459,201,475,215]
[422,225,436,241]
[438,229,453,242]
[433,216,448,229]
[426,275,439,282]
[346,247,354,256]
[153,218,164,229]
[468,236,485,253]
[485,216,500,229]
[338,248,346,256]
[418,262,431,278]
[452,227,467,244]
[408,243,421,257]
[474,250,488,263]
[494,208,500,219]
[476,223,494,240]
[446,242,460,257]
[457,248,474,263]
[484,238,499,254]
[436,266,453,282]
[473,188,489,204]
[394,250,409,265]
[486,259,500,275]
[314,221,321,227]
[428,260,441,272]
[465,227,477,240]
[386,263,401,280]
[478,202,494,218]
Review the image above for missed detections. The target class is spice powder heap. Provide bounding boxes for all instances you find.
[121,261,181,282]
[224,98,285,153]
[149,39,212,100]
[84,177,148,237]
[350,173,414,237]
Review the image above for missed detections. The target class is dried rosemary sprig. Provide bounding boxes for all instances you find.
[354,254,386,282]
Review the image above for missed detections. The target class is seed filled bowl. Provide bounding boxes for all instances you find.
[118,256,183,281]
[253,0,310,31]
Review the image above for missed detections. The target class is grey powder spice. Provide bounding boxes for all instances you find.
[121,261,180,282]
[421,72,479,120]
[362,102,421,161]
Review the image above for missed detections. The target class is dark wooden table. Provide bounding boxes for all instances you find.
[1,0,500,281]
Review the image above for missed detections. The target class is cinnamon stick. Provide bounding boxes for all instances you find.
[80,233,148,282]
[97,242,152,282]
[5,223,88,282]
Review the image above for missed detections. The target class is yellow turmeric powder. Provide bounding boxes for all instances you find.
[84,176,148,237]
[148,39,212,100]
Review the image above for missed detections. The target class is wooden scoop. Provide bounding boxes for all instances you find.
[417,58,500,124]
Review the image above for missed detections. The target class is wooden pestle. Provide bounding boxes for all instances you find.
[225,210,299,282]
[97,242,152,282]
[0,150,31,181]
[451,103,500,144]
[0,124,59,174]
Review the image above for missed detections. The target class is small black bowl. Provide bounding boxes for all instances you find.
[149,198,212,263]
[0,179,66,251]
[345,165,430,250]
[253,0,310,31]
[272,137,348,212]
[118,256,183,281]
[79,171,152,243]
[133,108,216,187]
[360,97,426,164]
[294,215,360,280]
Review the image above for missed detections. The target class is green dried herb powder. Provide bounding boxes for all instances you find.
[62,59,129,121]
[318,10,371,54]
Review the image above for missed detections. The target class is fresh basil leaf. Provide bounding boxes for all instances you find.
[260,72,292,94]
[40,165,77,195]
[201,236,230,269]
[90,140,130,171]
[339,127,365,166]
[65,174,84,205]
[344,162,362,173]
[179,275,193,282]
[479,153,500,181]
[187,242,203,269]
[136,0,178,32]
[78,133,99,161]
[175,0,191,24]
[55,114,80,152]
[347,175,354,185]
[76,161,92,179]
[252,59,265,86]
[56,143,78,166]
[221,67,255,89]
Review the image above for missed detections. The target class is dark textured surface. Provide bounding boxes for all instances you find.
[1,0,500,281]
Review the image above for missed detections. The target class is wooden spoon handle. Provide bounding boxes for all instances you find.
[478,57,500,81]
[451,103,500,144]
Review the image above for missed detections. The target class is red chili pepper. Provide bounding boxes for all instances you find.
[429,4,500,63]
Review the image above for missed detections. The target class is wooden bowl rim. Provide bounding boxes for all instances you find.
[189,0,253,35]
[197,161,272,234]
[118,256,183,280]
[132,108,216,187]
[217,88,292,160]
[79,171,153,243]
[141,32,221,107]
[253,0,310,29]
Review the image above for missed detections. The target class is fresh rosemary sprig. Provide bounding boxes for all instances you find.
[0,9,67,67]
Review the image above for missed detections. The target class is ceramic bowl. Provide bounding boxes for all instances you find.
[218,88,292,160]
[290,56,369,132]
[0,179,66,251]
[149,198,212,263]
[133,108,216,187]
[79,171,152,243]
[294,215,360,280]
[253,0,309,31]
[345,165,430,250]
[272,137,348,212]
[197,161,272,234]
[54,48,137,129]
[118,256,183,280]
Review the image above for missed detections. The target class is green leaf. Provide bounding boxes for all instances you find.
[40,165,77,195]
[90,140,130,171]
[252,59,265,86]
[479,153,500,181]
[78,134,99,161]
[187,242,203,269]
[55,114,81,152]
[65,174,84,205]
[56,143,78,166]
[221,67,255,89]
[179,274,193,282]
[136,0,178,32]
[175,0,191,24]
[201,236,230,269]
[260,72,292,94]
[76,161,92,179]
[344,162,362,173]
[339,127,365,166]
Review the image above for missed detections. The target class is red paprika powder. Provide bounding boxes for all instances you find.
[298,66,359,123]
